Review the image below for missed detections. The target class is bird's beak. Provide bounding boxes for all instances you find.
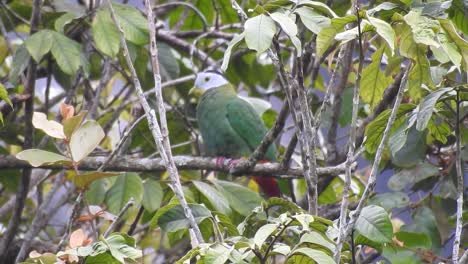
[189,87,204,98]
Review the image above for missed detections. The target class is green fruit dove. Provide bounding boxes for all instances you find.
[191,71,280,197]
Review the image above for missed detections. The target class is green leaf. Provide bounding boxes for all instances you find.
[105,233,142,263]
[299,231,335,253]
[369,192,410,210]
[387,162,439,191]
[205,244,233,264]
[367,16,395,53]
[92,9,120,58]
[85,253,120,264]
[55,13,78,33]
[112,3,149,45]
[316,25,337,57]
[105,172,143,214]
[315,16,355,57]
[8,44,30,85]
[367,2,399,16]
[254,223,278,248]
[51,32,82,75]
[294,7,330,34]
[213,212,239,236]
[416,87,453,131]
[355,205,393,243]
[427,117,451,144]
[69,120,105,162]
[157,204,212,232]
[68,171,120,189]
[214,180,263,216]
[32,112,66,139]
[24,30,53,62]
[449,0,468,35]
[297,0,338,18]
[221,33,245,71]
[434,30,462,67]
[364,104,416,154]
[288,248,334,264]
[16,149,71,167]
[391,126,426,167]
[63,111,87,139]
[0,83,12,107]
[439,19,468,70]
[244,14,276,54]
[270,11,301,56]
[86,179,107,205]
[395,231,432,249]
[404,11,441,48]
[158,42,180,79]
[382,247,420,264]
[408,46,435,99]
[401,207,441,253]
[141,179,163,213]
[22,253,58,264]
[360,46,393,110]
[193,181,231,215]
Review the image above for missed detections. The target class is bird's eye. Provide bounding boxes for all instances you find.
[204,77,210,82]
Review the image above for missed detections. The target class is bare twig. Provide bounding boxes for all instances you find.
[56,192,83,252]
[230,0,247,22]
[15,175,73,262]
[127,206,145,236]
[103,198,134,237]
[157,30,217,66]
[340,63,412,249]
[269,42,318,214]
[453,88,463,264]
[335,3,364,262]
[106,0,204,245]
[0,0,41,260]
[98,114,147,171]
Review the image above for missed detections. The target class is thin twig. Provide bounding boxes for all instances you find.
[453,88,463,264]
[15,175,73,262]
[269,42,318,214]
[127,206,145,236]
[334,2,364,262]
[0,0,41,260]
[103,198,135,237]
[340,62,412,249]
[146,0,204,245]
[56,192,84,252]
[105,0,204,245]
[230,0,247,22]
[98,114,147,171]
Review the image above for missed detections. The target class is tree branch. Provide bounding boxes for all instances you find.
[453,88,464,264]
[335,3,364,261]
[340,62,412,250]
[1,154,347,178]
[0,0,41,260]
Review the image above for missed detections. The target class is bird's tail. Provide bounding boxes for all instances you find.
[254,176,280,197]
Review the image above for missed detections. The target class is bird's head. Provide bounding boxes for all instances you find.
[189,70,228,97]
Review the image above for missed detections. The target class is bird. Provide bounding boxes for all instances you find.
[190,70,280,197]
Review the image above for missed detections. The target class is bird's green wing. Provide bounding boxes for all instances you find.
[225,97,277,161]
